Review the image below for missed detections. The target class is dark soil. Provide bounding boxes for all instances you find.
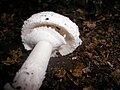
[0,0,120,90]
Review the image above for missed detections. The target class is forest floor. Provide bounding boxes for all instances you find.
[0,0,120,90]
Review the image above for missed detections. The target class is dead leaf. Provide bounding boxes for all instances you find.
[84,52,93,58]
[76,8,84,14]
[55,68,66,78]
[86,43,95,50]
[72,63,84,77]
[83,85,94,90]
[85,21,96,29]
[1,48,22,65]
[108,26,113,33]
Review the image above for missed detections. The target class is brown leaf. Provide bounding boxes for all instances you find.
[55,68,66,78]
[108,26,113,33]
[86,43,95,50]
[83,86,94,90]
[85,21,96,29]
[72,63,84,77]
[84,52,93,58]
[76,8,84,15]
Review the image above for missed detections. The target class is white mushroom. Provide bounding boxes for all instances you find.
[5,11,82,90]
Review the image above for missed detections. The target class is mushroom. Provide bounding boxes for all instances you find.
[5,11,82,90]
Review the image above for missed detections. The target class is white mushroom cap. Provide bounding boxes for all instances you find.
[21,11,82,56]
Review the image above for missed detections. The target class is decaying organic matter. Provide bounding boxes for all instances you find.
[0,0,120,90]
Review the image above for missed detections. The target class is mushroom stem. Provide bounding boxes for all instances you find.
[12,41,53,90]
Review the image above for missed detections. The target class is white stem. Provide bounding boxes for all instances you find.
[12,41,53,90]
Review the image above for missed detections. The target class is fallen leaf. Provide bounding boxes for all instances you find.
[85,21,96,29]
[72,63,84,77]
[55,68,66,78]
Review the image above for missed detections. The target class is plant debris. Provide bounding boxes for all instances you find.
[0,0,120,90]
[1,48,22,65]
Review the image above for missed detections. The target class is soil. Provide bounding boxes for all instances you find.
[0,0,120,90]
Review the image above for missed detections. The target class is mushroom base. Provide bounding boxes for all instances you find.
[12,41,53,90]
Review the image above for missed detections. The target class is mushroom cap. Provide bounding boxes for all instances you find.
[21,11,82,56]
